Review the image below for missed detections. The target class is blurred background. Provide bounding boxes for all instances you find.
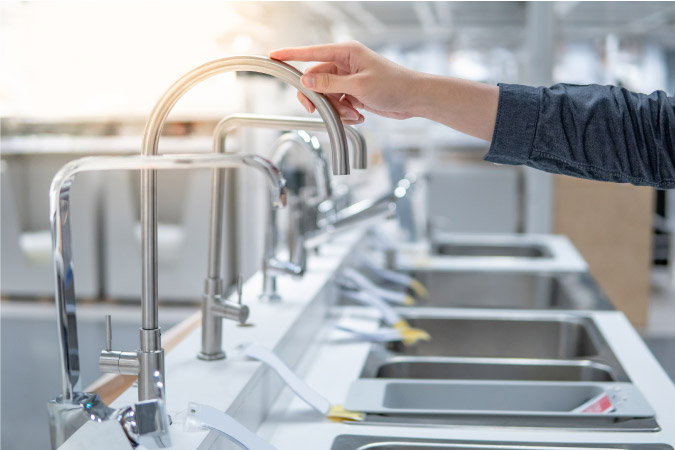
[2,2,675,449]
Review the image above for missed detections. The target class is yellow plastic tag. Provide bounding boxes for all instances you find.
[408,278,429,299]
[393,319,431,346]
[403,295,416,306]
[326,404,365,422]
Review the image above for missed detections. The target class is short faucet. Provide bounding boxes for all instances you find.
[259,131,333,302]
[47,152,286,448]
[304,174,417,250]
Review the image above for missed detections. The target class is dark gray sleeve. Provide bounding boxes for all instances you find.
[484,83,675,189]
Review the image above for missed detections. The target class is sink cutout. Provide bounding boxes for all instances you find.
[434,243,551,258]
[382,382,600,412]
[388,317,599,359]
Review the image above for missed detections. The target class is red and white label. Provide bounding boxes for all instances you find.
[574,393,614,413]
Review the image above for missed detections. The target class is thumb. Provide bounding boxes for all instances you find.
[301,73,353,94]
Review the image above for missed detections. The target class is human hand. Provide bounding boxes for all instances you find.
[269,41,421,125]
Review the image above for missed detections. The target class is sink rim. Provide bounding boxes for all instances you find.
[366,356,618,382]
[330,435,673,450]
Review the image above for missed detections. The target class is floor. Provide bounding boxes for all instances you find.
[643,267,675,381]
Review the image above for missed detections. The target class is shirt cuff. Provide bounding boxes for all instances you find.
[484,83,540,166]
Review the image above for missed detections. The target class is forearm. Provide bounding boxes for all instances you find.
[411,73,499,142]
[486,83,675,188]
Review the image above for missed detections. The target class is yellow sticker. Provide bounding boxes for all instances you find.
[408,278,429,299]
[326,404,365,422]
[393,320,431,346]
[403,295,416,306]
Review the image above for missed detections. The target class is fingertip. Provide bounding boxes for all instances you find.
[268,48,284,59]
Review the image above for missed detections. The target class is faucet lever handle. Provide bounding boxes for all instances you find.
[105,314,112,351]
[236,274,243,305]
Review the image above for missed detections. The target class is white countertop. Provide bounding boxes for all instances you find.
[61,227,675,449]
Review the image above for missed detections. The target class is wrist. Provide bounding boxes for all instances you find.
[408,72,443,119]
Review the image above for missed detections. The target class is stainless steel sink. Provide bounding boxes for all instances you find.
[346,312,653,431]
[433,243,551,258]
[407,272,613,311]
[330,435,673,450]
[367,357,616,382]
[388,316,599,359]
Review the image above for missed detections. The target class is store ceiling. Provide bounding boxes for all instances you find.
[311,1,675,50]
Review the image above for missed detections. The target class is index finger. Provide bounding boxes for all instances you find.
[269,43,351,71]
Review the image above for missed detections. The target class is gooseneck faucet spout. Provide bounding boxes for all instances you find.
[139,58,349,366]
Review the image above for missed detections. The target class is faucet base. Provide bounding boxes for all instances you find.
[259,292,282,302]
[197,350,227,361]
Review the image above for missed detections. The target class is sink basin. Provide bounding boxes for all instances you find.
[330,435,673,450]
[345,379,655,418]
[346,312,652,430]
[368,357,616,382]
[433,243,551,258]
[408,272,613,310]
[391,233,588,274]
[388,316,598,359]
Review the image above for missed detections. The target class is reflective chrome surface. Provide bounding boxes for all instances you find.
[260,131,330,302]
[48,153,285,447]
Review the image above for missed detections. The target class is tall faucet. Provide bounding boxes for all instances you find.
[47,153,286,449]
[199,112,366,359]
[258,131,333,301]
[140,57,350,380]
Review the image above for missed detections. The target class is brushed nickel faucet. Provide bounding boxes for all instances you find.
[140,56,350,370]
[303,174,417,250]
[198,111,364,358]
[47,153,286,449]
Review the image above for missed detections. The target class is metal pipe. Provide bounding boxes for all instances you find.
[50,153,286,401]
[212,113,366,170]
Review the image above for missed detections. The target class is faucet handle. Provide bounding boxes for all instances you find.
[236,274,243,305]
[105,315,113,352]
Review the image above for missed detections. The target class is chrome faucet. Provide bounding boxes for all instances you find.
[303,174,417,250]
[199,106,364,357]
[259,131,333,302]
[141,56,350,369]
[47,153,286,448]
